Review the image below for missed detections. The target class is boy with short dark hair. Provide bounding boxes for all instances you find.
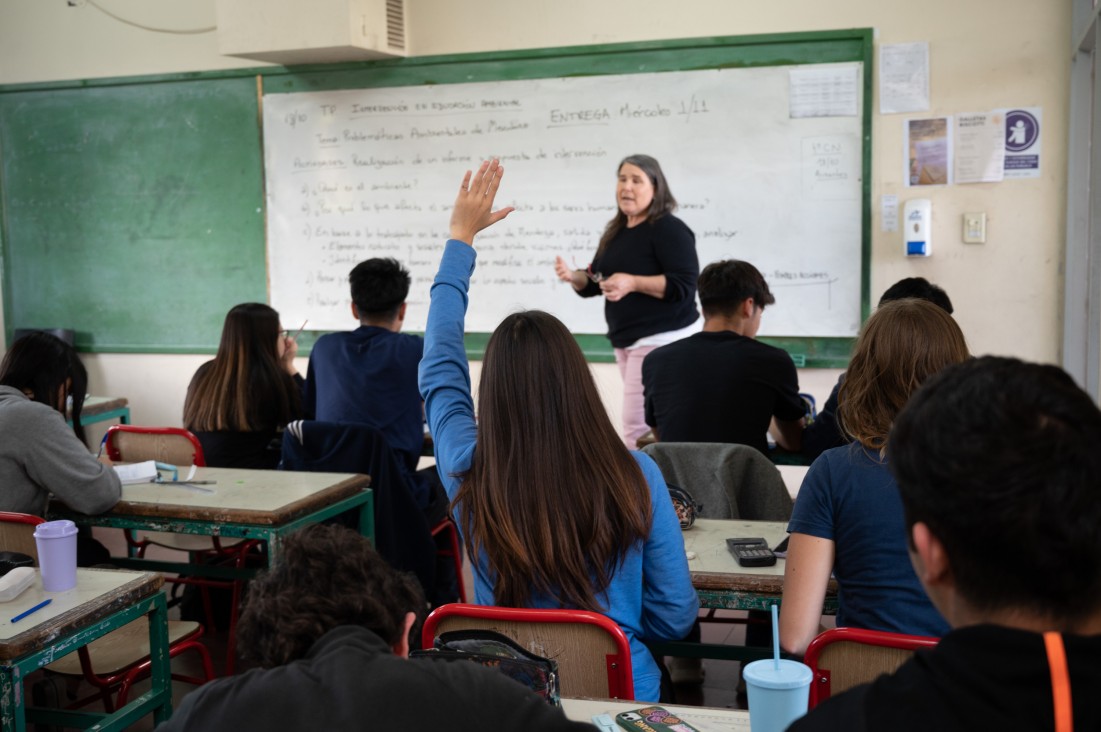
[790,356,1101,731]
[303,258,427,503]
[641,259,804,454]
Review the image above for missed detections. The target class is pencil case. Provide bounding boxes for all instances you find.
[0,567,37,602]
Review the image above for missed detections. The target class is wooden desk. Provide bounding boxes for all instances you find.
[73,396,131,428]
[51,467,374,572]
[562,698,749,731]
[648,519,837,664]
[0,568,169,731]
[686,519,837,614]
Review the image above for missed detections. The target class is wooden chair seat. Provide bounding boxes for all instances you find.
[804,627,939,707]
[423,603,635,700]
[46,618,203,676]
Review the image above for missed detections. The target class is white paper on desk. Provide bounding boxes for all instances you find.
[880,42,930,114]
[955,112,1005,183]
[789,66,859,118]
[113,460,158,485]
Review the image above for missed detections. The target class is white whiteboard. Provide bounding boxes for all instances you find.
[263,63,863,337]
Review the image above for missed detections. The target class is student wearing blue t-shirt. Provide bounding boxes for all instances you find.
[419,160,698,702]
[780,299,969,657]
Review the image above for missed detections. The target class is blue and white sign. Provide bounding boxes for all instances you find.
[1001,107,1041,179]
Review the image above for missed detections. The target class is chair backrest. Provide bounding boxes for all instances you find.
[803,627,940,707]
[0,512,45,563]
[422,603,635,700]
[641,441,792,520]
[281,420,436,602]
[105,426,206,466]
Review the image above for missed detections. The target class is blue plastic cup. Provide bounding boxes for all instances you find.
[743,658,813,732]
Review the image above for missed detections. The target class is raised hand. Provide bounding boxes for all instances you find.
[449,159,515,245]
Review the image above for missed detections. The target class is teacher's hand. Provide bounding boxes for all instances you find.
[450,159,514,245]
[553,256,575,282]
[600,273,636,302]
[554,256,588,291]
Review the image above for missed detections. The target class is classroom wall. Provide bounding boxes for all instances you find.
[0,0,1071,430]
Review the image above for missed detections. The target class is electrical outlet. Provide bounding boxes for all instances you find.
[963,212,986,244]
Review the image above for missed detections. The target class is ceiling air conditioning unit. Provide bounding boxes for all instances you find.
[216,0,407,64]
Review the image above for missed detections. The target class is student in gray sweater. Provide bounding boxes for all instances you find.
[0,332,120,517]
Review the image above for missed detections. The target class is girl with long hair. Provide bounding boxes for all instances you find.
[0,331,120,516]
[421,160,698,701]
[780,299,970,656]
[183,303,303,468]
[553,155,700,446]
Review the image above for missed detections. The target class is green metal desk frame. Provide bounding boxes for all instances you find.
[1,592,170,732]
[79,406,131,427]
[57,490,374,578]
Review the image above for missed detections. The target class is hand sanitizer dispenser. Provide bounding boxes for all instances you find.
[904,199,932,257]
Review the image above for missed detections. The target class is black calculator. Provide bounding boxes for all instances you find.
[726,538,778,567]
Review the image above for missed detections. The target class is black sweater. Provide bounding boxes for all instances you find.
[579,214,699,348]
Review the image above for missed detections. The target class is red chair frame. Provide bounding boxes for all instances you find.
[0,512,214,710]
[803,627,939,707]
[422,603,634,700]
[105,424,256,674]
[103,425,206,465]
[430,517,466,604]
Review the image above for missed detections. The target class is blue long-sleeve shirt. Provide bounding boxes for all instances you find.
[419,240,698,701]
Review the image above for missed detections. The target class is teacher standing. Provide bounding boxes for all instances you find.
[555,154,699,447]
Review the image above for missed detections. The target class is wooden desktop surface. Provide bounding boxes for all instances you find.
[80,396,129,417]
[684,519,838,612]
[562,698,749,731]
[0,568,161,661]
[107,467,370,526]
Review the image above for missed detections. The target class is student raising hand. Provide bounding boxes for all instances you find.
[448,159,515,245]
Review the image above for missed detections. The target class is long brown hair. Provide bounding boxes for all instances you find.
[839,298,969,454]
[596,154,678,259]
[456,310,652,611]
[183,303,301,432]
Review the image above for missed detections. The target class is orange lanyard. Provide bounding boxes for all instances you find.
[1043,631,1073,732]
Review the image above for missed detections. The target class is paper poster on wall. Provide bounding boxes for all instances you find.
[879,42,930,114]
[905,117,951,186]
[954,112,1004,183]
[999,107,1041,179]
[802,135,860,199]
[789,66,859,118]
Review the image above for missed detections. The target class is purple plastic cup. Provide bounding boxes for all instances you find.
[33,519,78,592]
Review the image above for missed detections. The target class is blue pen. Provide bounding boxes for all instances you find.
[96,433,110,459]
[11,598,52,623]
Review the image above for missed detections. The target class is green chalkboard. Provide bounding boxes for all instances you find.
[0,75,267,353]
[1,30,871,365]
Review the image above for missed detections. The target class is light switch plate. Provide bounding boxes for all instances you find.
[963,212,986,243]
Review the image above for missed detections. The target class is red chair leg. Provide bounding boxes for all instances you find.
[115,637,215,708]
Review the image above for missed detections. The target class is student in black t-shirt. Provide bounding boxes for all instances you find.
[640,259,804,454]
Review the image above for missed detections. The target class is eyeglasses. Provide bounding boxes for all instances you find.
[571,257,604,283]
